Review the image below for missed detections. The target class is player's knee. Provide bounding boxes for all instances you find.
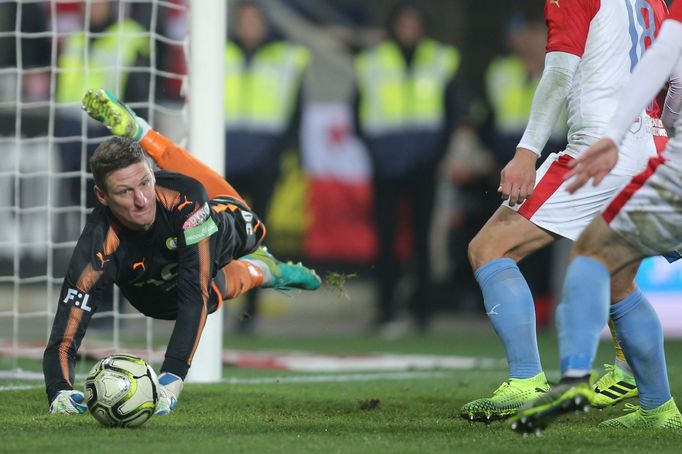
[468,232,492,270]
[610,279,636,303]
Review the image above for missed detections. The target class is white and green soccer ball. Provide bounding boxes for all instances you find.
[84,353,159,428]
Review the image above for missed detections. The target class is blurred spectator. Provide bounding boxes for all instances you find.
[476,13,567,326]
[483,13,565,165]
[0,1,50,102]
[56,0,150,175]
[224,0,310,332]
[353,1,460,335]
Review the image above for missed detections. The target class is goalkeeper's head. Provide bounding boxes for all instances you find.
[90,137,157,231]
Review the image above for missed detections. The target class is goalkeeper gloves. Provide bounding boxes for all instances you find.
[81,88,150,141]
[49,390,88,415]
[155,372,183,416]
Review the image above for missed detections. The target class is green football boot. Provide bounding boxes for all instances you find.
[599,399,682,429]
[591,363,638,409]
[242,246,321,291]
[81,88,145,140]
[460,372,550,423]
[510,379,594,436]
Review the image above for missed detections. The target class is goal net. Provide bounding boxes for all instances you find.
[0,0,199,380]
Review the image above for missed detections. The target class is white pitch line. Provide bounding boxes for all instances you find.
[0,371,456,392]
[0,384,42,392]
[222,371,454,385]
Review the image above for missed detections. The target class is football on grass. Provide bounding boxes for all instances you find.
[84,353,159,427]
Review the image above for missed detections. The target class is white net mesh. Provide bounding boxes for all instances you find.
[0,0,190,376]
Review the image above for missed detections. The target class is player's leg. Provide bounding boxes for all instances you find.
[81,88,247,204]
[460,206,554,422]
[512,157,682,433]
[139,130,247,204]
[589,320,638,408]
[211,247,320,306]
[511,216,632,434]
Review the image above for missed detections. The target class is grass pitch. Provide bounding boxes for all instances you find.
[3,327,682,453]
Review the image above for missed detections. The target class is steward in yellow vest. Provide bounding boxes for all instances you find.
[352,2,461,331]
[57,14,149,106]
[224,1,309,333]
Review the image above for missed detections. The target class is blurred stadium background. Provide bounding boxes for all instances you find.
[1,0,682,383]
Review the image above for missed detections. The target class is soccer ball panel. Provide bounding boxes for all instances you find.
[84,353,159,428]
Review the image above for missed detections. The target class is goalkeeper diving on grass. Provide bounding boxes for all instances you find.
[43,89,321,416]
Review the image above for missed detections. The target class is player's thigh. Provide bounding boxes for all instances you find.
[468,206,556,270]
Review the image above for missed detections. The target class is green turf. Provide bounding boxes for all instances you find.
[3,329,682,453]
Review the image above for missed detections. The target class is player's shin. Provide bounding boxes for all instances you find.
[611,289,671,410]
[557,256,610,379]
[475,258,542,379]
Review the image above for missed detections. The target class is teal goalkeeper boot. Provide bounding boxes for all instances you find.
[242,247,321,291]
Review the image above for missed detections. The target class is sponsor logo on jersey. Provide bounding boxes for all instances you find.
[184,217,218,245]
[166,236,178,250]
[183,203,211,230]
[62,288,93,312]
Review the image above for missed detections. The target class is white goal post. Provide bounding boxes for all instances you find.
[184,0,225,383]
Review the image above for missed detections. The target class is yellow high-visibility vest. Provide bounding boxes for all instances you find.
[224,41,309,132]
[485,54,567,138]
[57,20,149,103]
[485,55,538,134]
[355,39,459,135]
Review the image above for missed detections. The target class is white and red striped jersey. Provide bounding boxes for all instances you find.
[546,0,668,166]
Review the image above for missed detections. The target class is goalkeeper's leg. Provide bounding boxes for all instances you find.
[82,88,247,204]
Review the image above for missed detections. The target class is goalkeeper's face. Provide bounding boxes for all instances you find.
[95,161,157,231]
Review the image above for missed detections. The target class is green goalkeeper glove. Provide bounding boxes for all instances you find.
[81,88,149,141]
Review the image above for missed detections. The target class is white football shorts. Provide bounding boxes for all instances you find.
[504,123,665,241]
[604,152,682,256]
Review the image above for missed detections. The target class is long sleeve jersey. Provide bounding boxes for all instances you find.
[43,170,257,402]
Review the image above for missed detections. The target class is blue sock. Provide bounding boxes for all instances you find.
[557,256,610,376]
[611,288,671,409]
[475,258,541,379]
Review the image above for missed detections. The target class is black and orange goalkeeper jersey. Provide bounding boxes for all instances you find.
[43,170,261,402]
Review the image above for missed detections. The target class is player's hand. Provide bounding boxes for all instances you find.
[155,372,183,416]
[499,148,538,207]
[81,88,148,141]
[565,138,619,193]
[49,390,88,415]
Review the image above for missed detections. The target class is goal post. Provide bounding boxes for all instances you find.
[184,0,226,383]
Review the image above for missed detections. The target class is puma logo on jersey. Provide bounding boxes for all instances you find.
[96,251,110,269]
[133,258,146,272]
[177,196,192,211]
[550,0,560,7]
